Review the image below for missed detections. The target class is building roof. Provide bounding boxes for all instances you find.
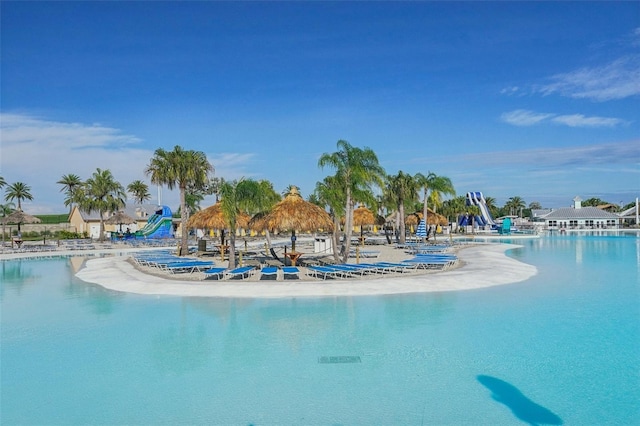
[71,204,161,222]
[620,205,638,217]
[541,206,620,220]
[531,209,553,218]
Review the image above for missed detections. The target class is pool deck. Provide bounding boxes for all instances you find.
[72,242,538,298]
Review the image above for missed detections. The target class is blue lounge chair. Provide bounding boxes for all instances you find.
[224,266,255,280]
[307,265,346,280]
[202,267,227,280]
[282,266,300,279]
[260,266,279,280]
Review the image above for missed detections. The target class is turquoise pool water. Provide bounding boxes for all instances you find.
[1,233,639,425]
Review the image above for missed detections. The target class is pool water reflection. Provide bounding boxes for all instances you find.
[1,234,638,425]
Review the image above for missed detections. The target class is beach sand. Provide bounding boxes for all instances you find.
[75,241,537,298]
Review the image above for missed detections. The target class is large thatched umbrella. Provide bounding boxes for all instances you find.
[407,210,448,226]
[256,186,333,255]
[105,210,136,233]
[1,209,41,233]
[186,202,250,244]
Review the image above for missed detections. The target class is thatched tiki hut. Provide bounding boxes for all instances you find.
[406,209,448,239]
[186,202,250,246]
[1,209,41,245]
[105,211,136,233]
[256,186,333,253]
[351,204,376,244]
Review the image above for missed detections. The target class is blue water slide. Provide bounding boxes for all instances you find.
[466,192,497,227]
[137,206,174,238]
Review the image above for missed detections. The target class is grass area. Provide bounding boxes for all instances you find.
[35,214,69,224]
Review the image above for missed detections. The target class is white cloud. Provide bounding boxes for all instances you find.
[551,114,625,128]
[412,139,640,170]
[500,109,554,126]
[0,113,255,213]
[500,86,520,96]
[536,56,640,101]
[500,109,626,128]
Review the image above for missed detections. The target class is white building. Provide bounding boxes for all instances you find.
[538,196,620,230]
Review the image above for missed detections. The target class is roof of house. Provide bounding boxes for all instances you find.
[71,204,162,222]
[620,205,638,217]
[541,206,620,220]
[531,209,553,217]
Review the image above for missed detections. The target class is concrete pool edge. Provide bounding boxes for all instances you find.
[75,243,538,298]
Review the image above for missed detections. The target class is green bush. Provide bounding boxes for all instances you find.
[56,230,86,240]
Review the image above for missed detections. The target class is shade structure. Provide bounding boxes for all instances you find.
[105,211,136,226]
[406,209,448,226]
[258,187,333,233]
[352,205,376,227]
[1,209,41,231]
[186,202,250,230]
[256,186,333,253]
[416,219,427,237]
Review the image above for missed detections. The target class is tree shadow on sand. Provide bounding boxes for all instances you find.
[477,375,563,425]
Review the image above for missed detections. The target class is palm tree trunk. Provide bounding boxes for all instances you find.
[99,211,105,242]
[422,188,429,242]
[398,200,406,244]
[179,186,188,256]
[228,226,237,269]
[341,192,354,263]
[331,214,341,263]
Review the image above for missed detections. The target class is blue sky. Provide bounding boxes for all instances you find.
[1,1,639,214]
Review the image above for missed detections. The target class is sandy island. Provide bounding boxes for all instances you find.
[75,242,537,298]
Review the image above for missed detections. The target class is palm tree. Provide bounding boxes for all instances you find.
[1,201,15,244]
[4,181,33,211]
[80,168,126,242]
[219,178,266,268]
[504,196,526,217]
[442,196,467,225]
[313,175,346,262]
[209,177,225,202]
[57,174,83,215]
[484,196,498,219]
[127,180,151,205]
[145,146,214,256]
[415,172,455,232]
[183,184,208,217]
[529,201,542,210]
[385,171,421,244]
[0,176,6,190]
[318,140,386,263]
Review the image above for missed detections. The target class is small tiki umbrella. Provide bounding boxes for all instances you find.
[1,209,41,234]
[411,209,448,226]
[257,186,333,254]
[352,204,375,244]
[105,210,136,232]
[187,202,249,245]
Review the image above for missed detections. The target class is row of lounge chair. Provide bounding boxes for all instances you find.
[202,265,300,280]
[133,252,216,274]
[131,248,458,281]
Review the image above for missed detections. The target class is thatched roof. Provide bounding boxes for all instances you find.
[256,186,333,232]
[386,208,447,226]
[105,211,136,225]
[1,209,41,225]
[186,202,249,229]
[406,209,448,226]
[352,205,376,226]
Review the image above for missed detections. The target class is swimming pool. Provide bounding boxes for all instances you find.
[1,233,638,425]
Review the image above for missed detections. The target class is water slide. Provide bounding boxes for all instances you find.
[136,206,174,238]
[466,192,497,228]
